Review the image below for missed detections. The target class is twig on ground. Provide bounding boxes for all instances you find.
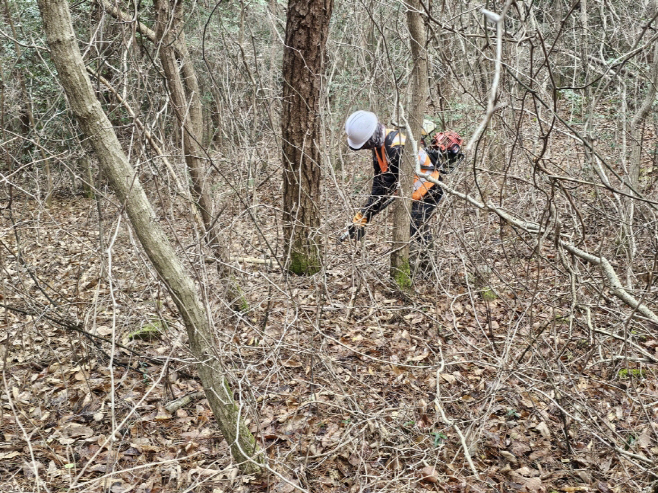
[434,348,479,478]
[165,391,205,413]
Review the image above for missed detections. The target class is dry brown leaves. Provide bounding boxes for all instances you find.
[2,124,658,493]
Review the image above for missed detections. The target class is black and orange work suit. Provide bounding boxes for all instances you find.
[358,128,443,244]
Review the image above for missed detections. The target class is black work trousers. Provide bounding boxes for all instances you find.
[410,200,436,245]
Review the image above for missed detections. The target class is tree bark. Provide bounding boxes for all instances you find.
[280,0,333,275]
[623,13,658,288]
[153,0,215,245]
[629,32,658,191]
[37,0,262,474]
[99,0,242,304]
[391,0,429,287]
[0,58,9,172]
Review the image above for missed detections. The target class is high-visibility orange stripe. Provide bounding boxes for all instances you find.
[375,146,388,173]
[352,212,367,226]
[412,170,440,201]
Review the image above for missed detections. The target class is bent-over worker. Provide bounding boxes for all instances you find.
[344,110,463,245]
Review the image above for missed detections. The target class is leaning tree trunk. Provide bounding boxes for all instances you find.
[390,0,429,287]
[37,0,262,474]
[281,0,333,275]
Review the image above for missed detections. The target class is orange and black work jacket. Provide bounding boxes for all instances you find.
[360,129,443,221]
[412,148,443,204]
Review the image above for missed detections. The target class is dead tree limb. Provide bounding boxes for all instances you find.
[97,0,156,42]
[165,391,205,413]
[413,171,658,325]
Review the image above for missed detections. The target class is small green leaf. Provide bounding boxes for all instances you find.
[431,431,447,447]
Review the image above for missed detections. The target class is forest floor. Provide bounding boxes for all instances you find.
[1,147,657,493]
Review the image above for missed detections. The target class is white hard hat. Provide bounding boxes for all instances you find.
[345,110,378,149]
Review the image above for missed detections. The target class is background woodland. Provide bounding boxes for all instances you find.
[1,0,658,492]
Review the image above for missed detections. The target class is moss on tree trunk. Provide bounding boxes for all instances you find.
[391,258,412,291]
[288,247,321,276]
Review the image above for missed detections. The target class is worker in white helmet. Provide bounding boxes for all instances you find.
[344,110,463,243]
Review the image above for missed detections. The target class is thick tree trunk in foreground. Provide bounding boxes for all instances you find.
[37,0,262,474]
[391,0,429,286]
[281,0,333,275]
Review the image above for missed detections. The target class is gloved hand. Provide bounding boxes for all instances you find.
[349,212,368,240]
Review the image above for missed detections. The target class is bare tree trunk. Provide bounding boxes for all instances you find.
[391,0,428,287]
[153,0,216,244]
[280,0,333,275]
[0,60,9,172]
[624,24,658,287]
[37,0,262,474]
[79,155,94,199]
[629,35,658,191]
[580,0,590,101]
[99,0,243,305]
